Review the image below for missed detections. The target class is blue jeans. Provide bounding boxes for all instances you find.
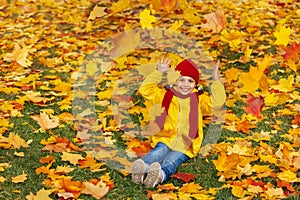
[142,142,189,182]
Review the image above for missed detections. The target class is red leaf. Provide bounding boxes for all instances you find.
[283,42,300,61]
[277,180,295,192]
[243,94,264,118]
[171,172,195,183]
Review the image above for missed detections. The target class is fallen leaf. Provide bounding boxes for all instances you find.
[139,8,156,29]
[274,24,291,47]
[11,172,27,183]
[61,152,84,165]
[243,94,265,118]
[31,112,59,130]
[171,172,195,182]
[82,181,109,199]
[4,43,32,67]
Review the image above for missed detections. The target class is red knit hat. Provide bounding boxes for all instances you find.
[175,59,199,84]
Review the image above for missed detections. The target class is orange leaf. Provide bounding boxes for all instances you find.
[171,172,195,183]
[161,0,177,13]
[283,42,300,61]
[236,120,256,134]
[243,94,265,118]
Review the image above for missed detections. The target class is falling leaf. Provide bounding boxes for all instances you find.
[11,172,27,183]
[4,43,32,67]
[274,24,291,47]
[171,172,195,182]
[136,63,156,78]
[139,8,156,29]
[201,6,226,33]
[167,68,181,84]
[31,112,59,130]
[109,30,140,58]
[149,104,164,121]
[243,94,265,118]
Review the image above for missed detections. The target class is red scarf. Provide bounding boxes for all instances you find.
[156,88,199,139]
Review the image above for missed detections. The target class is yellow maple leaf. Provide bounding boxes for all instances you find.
[33,188,53,200]
[85,60,98,76]
[231,185,245,198]
[265,187,285,198]
[88,5,106,20]
[61,152,84,165]
[136,63,156,78]
[111,0,130,14]
[31,112,59,131]
[278,170,298,182]
[271,75,294,92]
[168,20,184,31]
[4,43,32,67]
[82,181,109,199]
[274,25,291,47]
[149,104,164,121]
[139,8,156,29]
[221,29,244,50]
[239,66,262,93]
[8,133,29,149]
[11,172,27,183]
[167,68,181,84]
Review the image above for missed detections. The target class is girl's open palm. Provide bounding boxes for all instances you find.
[156,56,172,73]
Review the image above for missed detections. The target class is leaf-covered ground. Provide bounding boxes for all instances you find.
[0,0,299,199]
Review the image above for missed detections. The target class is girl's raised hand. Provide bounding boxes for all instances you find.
[156,56,172,73]
[212,60,220,80]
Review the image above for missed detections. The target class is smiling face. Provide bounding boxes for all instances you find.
[175,76,196,95]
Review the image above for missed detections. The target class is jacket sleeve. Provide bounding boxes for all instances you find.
[199,80,226,115]
[138,70,166,104]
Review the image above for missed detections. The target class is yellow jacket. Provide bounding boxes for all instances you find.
[139,70,226,158]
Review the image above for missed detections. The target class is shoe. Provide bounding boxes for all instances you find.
[143,162,162,188]
[131,159,147,184]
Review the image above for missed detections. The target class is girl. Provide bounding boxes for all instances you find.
[131,57,226,188]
